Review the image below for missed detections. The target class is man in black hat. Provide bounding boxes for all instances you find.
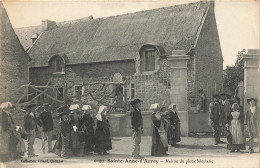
[23,104,39,157]
[220,93,231,138]
[130,99,143,159]
[56,99,72,114]
[57,111,72,159]
[37,103,54,154]
[209,94,222,145]
[245,98,259,153]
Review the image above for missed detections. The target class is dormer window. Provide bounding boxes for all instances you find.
[139,44,161,73]
[49,55,65,74]
[144,50,156,71]
[55,58,64,72]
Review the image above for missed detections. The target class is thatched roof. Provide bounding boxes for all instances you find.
[14,16,93,51]
[28,1,211,68]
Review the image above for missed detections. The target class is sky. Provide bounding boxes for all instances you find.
[2,0,260,68]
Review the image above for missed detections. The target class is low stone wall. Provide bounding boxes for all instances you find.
[109,111,189,137]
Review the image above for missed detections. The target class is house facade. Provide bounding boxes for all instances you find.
[17,1,223,136]
[0,3,30,104]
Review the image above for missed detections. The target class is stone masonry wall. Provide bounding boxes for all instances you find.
[0,7,29,103]
[29,60,136,107]
[194,6,223,106]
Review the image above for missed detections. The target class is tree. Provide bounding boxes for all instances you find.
[223,50,245,96]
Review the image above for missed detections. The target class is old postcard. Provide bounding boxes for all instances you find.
[0,0,259,168]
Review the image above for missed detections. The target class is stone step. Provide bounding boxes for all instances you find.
[248,49,260,55]
[172,50,186,55]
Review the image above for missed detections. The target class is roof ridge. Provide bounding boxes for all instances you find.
[14,1,206,30]
[42,1,208,34]
[28,0,212,67]
[97,1,206,20]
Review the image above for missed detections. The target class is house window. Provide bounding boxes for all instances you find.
[56,88,64,101]
[50,56,65,74]
[144,50,156,71]
[131,84,135,99]
[55,59,63,72]
[74,85,83,97]
[36,88,45,101]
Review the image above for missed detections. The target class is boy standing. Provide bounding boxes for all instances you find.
[38,103,54,153]
[209,94,222,145]
[58,111,71,159]
[24,104,38,157]
[130,99,143,159]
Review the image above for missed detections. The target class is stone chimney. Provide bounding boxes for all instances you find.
[30,33,39,44]
[42,19,58,31]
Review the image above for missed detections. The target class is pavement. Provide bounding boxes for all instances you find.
[1,135,259,168]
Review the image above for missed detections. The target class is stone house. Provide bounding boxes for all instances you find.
[0,3,30,104]
[17,1,223,136]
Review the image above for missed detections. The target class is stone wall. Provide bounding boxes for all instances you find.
[189,5,223,133]
[0,7,29,103]
[29,60,136,107]
[108,111,187,137]
[194,4,223,104]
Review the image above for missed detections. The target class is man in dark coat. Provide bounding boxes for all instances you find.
[220,93,231,137]
[209,94,222,145]
[23,104,39,157]
[37,103,54,153]
[130,99,143,159]
[56,100,72,114]
[245,98,259,153]
[58,111,71,159]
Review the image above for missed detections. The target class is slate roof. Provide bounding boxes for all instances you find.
[27,1,211,68]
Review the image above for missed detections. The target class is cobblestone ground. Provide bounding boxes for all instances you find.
[2,136,259,168]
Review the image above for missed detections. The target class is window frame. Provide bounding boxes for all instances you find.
[130,83,135,99]
[56,87,64,101]
[74,85,84,97]
[144,49,156,71]
[50,56,65,74]
[36,88,45,101]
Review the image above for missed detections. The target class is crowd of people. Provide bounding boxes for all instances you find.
[130,99,181,158]
[209,93,259,153]
[53,100,112,159]
[0,93,259,161]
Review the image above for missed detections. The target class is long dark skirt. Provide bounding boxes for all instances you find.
[80,127,95,153]
[151,127,168,156]
[0,131,24,162]
[167,125,175,145]
[94,122,112,153]
[173,124,181,145]
[71,131,80,156]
